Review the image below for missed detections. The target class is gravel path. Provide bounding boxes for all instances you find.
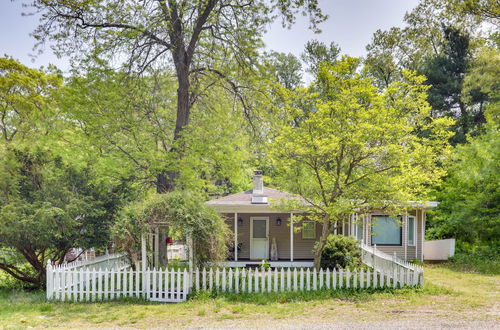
[191,319,499,330]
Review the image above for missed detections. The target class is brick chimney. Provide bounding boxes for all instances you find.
[252,170,263,194]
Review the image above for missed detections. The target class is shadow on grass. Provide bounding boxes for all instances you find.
[188,284,454,305]
[0,281,454,311]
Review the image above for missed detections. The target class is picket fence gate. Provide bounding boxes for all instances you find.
[47,263,423,303]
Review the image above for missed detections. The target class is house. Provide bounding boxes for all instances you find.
[206,170,437,268]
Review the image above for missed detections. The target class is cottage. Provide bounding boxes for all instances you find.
[206,170,437,268]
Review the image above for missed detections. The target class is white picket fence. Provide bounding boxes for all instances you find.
[191,266,422,294]
[47,247,424,303]
[46,262,190,302]
[47,264,422,303]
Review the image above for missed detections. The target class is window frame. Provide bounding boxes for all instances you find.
[407,215,416,246]
[301,221,316,239]
[370,215,403,246]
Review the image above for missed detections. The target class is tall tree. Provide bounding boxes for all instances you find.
[422,26,483,143]
[0,56,62,143]
[31,0,327,192]
[270,57,452,268]
[266,51,303,89]
[0,148,131,288]
[301,39,341,73]
[57,66,252,194]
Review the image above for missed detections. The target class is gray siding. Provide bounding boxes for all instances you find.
[224,213,320,260]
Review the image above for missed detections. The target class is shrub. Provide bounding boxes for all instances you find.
[447,244,500,275]
[320,234,361,269]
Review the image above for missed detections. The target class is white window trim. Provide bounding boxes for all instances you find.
[407,215,416,247]
[302,221,316,239]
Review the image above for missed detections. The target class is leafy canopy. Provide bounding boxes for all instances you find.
[0,148,131,287]
[270,56,453,267]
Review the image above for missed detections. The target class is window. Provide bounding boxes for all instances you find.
[371,216,402,246]
[302,221,316,239]
[407,216,416,246]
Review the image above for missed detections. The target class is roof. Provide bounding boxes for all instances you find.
[205,188,439,213]
[206,187,307,213]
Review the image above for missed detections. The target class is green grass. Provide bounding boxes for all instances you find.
[0,264,498,328]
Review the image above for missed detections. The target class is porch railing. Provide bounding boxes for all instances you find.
[58,253,129,271]
[359,242,424,285]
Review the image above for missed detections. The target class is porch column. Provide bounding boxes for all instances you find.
[404,214,408,261]
[290,213,294,262]
[234,212,238,261]
[415,210,419,261]
[421,210,425,261]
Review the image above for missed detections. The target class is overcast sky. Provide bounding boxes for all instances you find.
[0,0,419,72]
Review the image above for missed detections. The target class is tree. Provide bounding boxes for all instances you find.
[452,0,500,21]
[31,0,327,192]
[266,51,303,89]
[429,120,499,246]
[365,1,495,143]
[0,56,62,143]
[57,66,253,195]
[270,57,452,268]
[422,26,483,144]
[301,39,341,73]
[0,148,131,287]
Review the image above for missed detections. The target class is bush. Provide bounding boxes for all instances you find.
[447,244,500,275]
[320,234,361,269]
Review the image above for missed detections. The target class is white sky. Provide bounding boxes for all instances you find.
[0,0,419,73]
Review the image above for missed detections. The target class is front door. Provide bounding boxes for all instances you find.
[250,217,269,259]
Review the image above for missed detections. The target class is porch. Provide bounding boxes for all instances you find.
[223,212,322,265]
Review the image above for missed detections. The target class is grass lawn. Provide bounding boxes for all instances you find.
[0,264,498,329]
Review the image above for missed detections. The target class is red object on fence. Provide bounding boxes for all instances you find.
[166,237,173,244]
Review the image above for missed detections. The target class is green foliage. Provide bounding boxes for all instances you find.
[320,235,361,269]
[447,244,500,275]
[365,0,494,143]
[266,51,303,89]
[429,121,499,245]
[0,147,131,287]
[0,56,62,143]
[112,192,230,266]
[301,39,341,73]
[270,57,452,268]
[56,67,252,194]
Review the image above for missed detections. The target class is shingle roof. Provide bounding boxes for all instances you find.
[206,187,301,206]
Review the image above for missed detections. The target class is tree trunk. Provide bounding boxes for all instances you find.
[313,218,331,270]
[155,49,191,193]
